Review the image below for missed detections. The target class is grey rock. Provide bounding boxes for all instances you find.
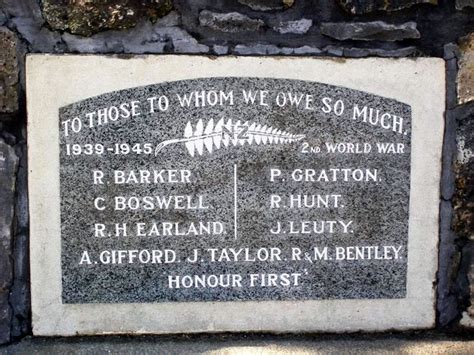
[272,19,312,35]
[10,17,64,52]
[321,21,420,42]
[165,27,209,53]
[233,44,281,55]
[0,138,18,285]
[293,45,323,55]
[343,46,417,57]
[324,45,344,56]
[213,45,229,55]
[0,139,18,344]
[63,33,124,53]
[63,20,209,54]
[0,291,11,344]
[456,0,474,9]
[437,200,460,326]
[0,27,19,118]
[1,0,44,19]
[155,11,182,27]
[336,0,438,14]
[199,11,264,33]
[457,33,474,104]
[0,9,7,25]
[10,232,30,339]
[14,144,28,232]
[41,0,173,36]
[279,47,295,54]
[238,0,294,11]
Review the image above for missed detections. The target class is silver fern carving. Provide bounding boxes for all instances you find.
[155,118,305,156]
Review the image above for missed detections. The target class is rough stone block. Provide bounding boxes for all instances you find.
[457,33,474,105]
[0,290,11,344]
[0,138,18,282]
[199,11,264,33]
[456,0,474,10]
[41,0,173,37]
[238,0,294,11]
[337,0,437,14]
[0,27,20,119]
[0,138,18,344]
[321,21,420,42]
[272,19,313,35]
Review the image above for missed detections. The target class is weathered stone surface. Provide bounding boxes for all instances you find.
[0,27,20,118]
[0,290,11,344]
[199,11,264,33]
[238,0,294,11]
[232,44,323,55]
[41,0,173,37]
[62,13,208,54]
[337,0,437,14]
[321,21,420,42]
[0,139,18,286]
[212,45,229,55]
[233,43,282,54]
[0,9,6,25]
[272,19,312,34]
[456,0,474,10]
[0,138,18,344]
[453,140,474,240]
[343,46,417,57]
[292,45,323,54]
[457,33,474,105]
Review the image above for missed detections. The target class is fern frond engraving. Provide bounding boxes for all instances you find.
[155,118,305,156]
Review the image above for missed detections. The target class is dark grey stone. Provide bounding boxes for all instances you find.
[0,138,18,286]
[293,46,322,55]
[62,18,209,54]
[14,143,27,232]
[272,19,312,35]
[10,17,65,52]
[10,233,30,339]
[323,45,344,56]
[437,200,459,326]
[0,138,18,344]
[456,0,474,10]
[343,46,417,58]
[0,27,19,119]
[441,110,456,201]
[238,0,294,11]
[199,11,264,33]
[212,45,229,55]
[41,0,173,37]
[59,78,411,303]
[233,44,281,55]
[0,290,11,344]
[321,21,420,42]
[336,0,438,14]
[0,10,7,26]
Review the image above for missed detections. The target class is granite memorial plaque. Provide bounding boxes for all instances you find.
[28,55,444,335]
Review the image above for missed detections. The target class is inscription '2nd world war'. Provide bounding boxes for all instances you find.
[59,78,411,303]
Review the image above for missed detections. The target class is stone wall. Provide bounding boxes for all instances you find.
[0,0,472,344]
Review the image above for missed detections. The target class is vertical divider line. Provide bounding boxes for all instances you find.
[234,163,237,240]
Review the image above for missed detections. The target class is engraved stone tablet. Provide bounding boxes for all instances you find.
[27,55,445,335]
